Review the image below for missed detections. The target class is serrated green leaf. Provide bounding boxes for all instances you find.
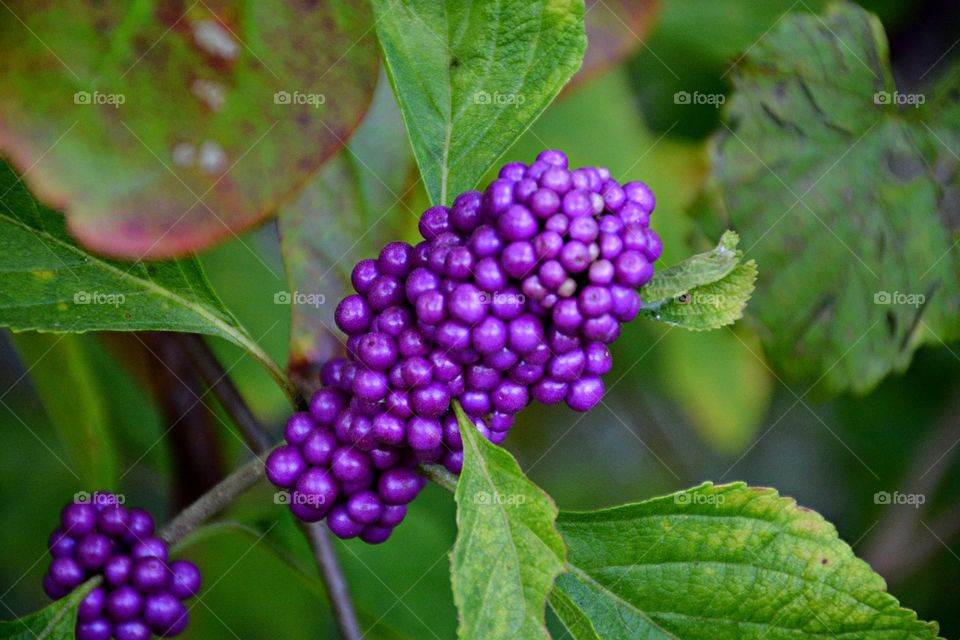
[370,0,586,205]
[643,260,757,331]
[0,580,95,640]
[450,403,565,640]
[10,333,116,488]
[643,230,743,302]
[0,162,293,401]
[551,483,942,640]
[703,1,960,394]
[640,231,757,331]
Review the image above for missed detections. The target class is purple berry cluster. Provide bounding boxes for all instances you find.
[43,494,201,640]
[266,150,660,542]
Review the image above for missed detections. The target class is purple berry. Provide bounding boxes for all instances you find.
[327,505,364,539]
[168,560,202,599]
[378,469,423,505]
[106,585,142,621]
[61,502,96,537]
[131,557,169,593]
[49,557,85,590]
[77,587,106,621]
[131,537,167,562]
[114,620,152,640]
[143,592,187,635]
[265,445,307,488]
[76,619,112,640]
[104,555,133,586]
[566,376,605,412]
[76,532,112,571]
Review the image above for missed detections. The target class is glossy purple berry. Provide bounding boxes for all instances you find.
[105,555,133,586]
[49,557,85,590]
[566,376,605,412]
[335,294,372,335]
[168,560,202,599]
[346,490,384,525]
[61,502,96,537]
[131,537,167,562]
[327,505,364,539]
[331,448,371,484]
[131,557,168,593]
[378,468,423,505]
[76,619,112,640]
[143,592,186,635]
[75,532,112,571]
[265,445,307,488]
[106,585,142,621]
[77,587,106,621]
[114,620,152,640]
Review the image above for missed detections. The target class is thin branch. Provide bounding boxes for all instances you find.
[172,333,361,640]
[298,522,363,640]
[420,464,458,493]
[175,333,273,452]
[159,451,271,546]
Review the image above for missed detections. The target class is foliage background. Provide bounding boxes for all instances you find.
[1,1,959,638]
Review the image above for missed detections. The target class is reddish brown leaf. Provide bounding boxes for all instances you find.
[0,0,378,258]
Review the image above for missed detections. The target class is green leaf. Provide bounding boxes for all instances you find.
[278,74,415,392]
[450,403,565,640]
[371,0,587,205]
[0,1,378,258]
[0,579,95,640]
[0,162,294,402]
[702,1,960,394]
[640,231,757,330]
[10,333,117,488]
[551,483,942,640]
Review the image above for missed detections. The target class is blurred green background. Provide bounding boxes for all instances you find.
[2,1,959,638]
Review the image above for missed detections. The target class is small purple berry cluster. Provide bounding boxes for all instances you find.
[43,494,201,640]
[266,150,660,542]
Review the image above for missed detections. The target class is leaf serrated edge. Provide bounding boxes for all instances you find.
[557,482,943,639]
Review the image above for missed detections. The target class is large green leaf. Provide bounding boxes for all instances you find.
[0,580,95,640]
[0,1,378,258]
[0,162,293,401]
[551,483,942,640]
[701,1,960,394]
[10,333,117,488]
[450,404,565,640]
[278,74,415,392]
[370,0,586,205]
[640,231,757,331]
